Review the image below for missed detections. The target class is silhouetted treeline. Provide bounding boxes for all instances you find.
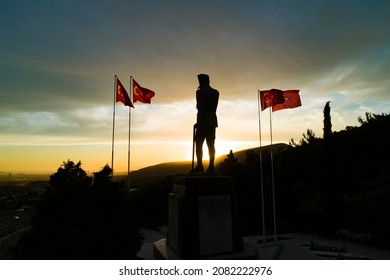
[13,161,143,259]
[218,112,390,247]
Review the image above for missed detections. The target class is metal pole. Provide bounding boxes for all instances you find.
[258,91,266,242]
[112,75,117,172]
[269,108,277,243]
[127,76,133,190]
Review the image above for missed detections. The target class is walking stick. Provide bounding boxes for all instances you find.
[192,125,196,171]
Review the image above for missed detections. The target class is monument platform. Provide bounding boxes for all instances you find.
[154,175,244,259]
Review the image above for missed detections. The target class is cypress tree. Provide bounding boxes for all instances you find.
[323,101,333,155]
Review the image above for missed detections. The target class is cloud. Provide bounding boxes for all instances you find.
[0,106,113,144]
[1,0,389,171]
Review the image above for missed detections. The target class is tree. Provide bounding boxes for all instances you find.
[319,101,342,236]
[358,112,374,125]
[217,150,241,180]
[92,164,114,191]
[300,129,316,145]
[289,129,316,147]
[49,160,92,191]
[13,160,143,259]
[323,101,333,155]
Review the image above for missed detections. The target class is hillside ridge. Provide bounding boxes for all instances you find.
[127,143,288,187]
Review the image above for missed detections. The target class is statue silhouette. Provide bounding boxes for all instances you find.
[193,74,219,173]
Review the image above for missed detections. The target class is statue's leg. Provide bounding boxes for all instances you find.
[206,128,216,172]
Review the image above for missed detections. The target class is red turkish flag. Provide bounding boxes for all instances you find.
[259,89,285,111]
[116,78,133,108]
[133,79,155,104]
[272,90,301,112]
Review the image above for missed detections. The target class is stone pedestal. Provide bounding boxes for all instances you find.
[165,176,244,259]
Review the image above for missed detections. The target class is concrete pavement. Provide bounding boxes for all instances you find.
[138,229,390,260]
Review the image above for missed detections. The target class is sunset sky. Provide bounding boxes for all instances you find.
[1,0,389,174]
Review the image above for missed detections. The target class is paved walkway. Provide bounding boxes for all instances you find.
[245,233,390,260]
[138,227,167,260]
[138,228,390,260]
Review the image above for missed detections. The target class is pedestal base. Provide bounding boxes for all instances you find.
[165,176,244,259]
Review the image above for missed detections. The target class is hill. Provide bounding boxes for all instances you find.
[220,143,288,162]
[127,143,288,188]
[127,161,192,187]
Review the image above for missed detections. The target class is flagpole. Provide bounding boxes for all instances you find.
[269,108,277,243]
[257,91,266,242]
[112,75,117,173]
[127,76,133,191]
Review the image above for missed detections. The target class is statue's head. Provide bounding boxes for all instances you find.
[197,74,210,87]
